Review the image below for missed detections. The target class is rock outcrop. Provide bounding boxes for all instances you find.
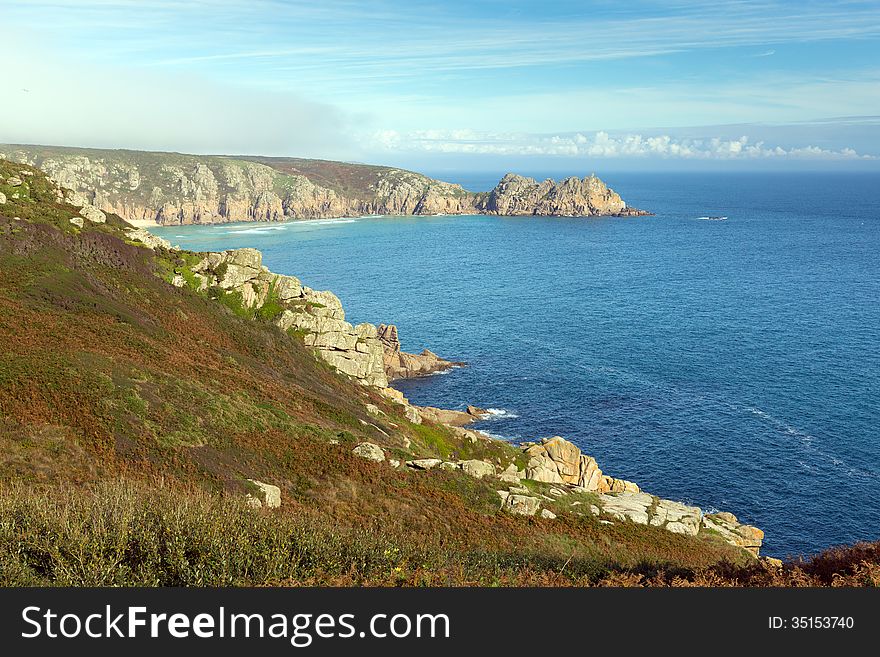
[171,246,458,391]
[1,145,649,225]
[378,324,461,380]
[184,247,390,388]
[478,173,636,217]
[246,479,281,509]
[513,436,763,554]
[353,442,386,462]
[416,405,488,426]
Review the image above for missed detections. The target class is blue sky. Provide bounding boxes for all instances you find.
[2,0,879,170]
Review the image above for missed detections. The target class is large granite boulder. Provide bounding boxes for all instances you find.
[353,442,385,463]
[79,204,106,224]
[524,436,605,489]
[246,479,281,509]
[505,494,541,516]
[459,460,496,479]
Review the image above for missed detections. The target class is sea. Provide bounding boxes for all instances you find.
[153,171,880,558]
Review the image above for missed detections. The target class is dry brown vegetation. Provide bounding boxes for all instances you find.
[0,160,877,587]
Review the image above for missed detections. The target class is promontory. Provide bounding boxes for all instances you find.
[0,144,650,226]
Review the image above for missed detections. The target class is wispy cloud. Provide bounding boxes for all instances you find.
[2,1,879,167]
[367,129,876,160]
[5,1,880,94]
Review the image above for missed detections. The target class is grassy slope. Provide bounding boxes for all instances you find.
[238,155,410,199]
[1,160,877,587]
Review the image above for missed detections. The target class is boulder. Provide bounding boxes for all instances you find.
[69,216,84,228]
[125,227,172,250]
[407,458,442,470]
[598,492,653,525]
[498,463,524,483]
[540,509,558,519]
[459,460,496,479]
[246,479,281,509]
[505,494,541,516]
[418,406,477,426]
[79,204,106,224]
[403,405,422,424]
[352,442,385,462]
[0,192,6,204]
[522,436,609,490]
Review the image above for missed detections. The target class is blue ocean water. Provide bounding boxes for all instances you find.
[154,172,880,558]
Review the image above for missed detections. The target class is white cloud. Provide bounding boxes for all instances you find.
[365,129,876,161]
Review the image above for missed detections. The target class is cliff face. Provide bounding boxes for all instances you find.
[158,245,458,390]
[0,145,648,224]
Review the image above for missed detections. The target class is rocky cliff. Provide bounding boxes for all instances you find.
[130,234,762,556]
[148,243,458,390]
[0,145,649,225]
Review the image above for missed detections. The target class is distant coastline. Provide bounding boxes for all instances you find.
[1,144,650,227]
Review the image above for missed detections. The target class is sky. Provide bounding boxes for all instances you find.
[2,0,879,172]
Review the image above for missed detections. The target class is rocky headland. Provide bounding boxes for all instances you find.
[0,145,651,225]
[122,227,764,558]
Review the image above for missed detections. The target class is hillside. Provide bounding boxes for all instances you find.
[1,160,876,587]
[0,144,646,226]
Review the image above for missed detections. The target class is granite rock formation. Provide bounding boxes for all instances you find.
[377,323,461,379]
[1,145,650,225]
[478,173,629,217]
[512,436,764,553]
[171,247,458,390]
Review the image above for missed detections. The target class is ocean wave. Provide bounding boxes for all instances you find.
[226,225,289,235]
[418,364,464,377]
[475,429,519,442]
[483,408,519,419]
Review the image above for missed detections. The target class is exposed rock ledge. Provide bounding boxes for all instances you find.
[354,433,765,557]
[128,233,457,390]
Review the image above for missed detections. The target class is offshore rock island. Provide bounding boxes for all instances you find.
[0,145,651,225]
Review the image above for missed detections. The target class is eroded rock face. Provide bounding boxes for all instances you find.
[0,146,648,224]
[189,247,389,387]
[377,324,460,380]
[524,436,604,489]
